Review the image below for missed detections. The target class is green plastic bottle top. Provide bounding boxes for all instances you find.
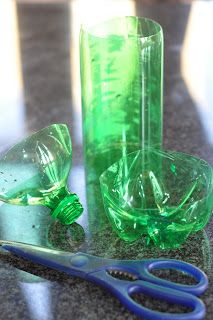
[0,124,83,225]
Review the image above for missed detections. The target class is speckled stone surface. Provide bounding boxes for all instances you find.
[0,0,213,319]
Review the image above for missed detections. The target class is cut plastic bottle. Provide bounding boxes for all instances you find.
[0,124,83,225]
[100,149,213,248]
[80,16,164,183]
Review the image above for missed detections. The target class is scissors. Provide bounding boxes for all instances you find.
[0,240,208,320]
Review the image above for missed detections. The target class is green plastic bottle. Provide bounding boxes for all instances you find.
[80,16,164,182]
[0,124,83,225]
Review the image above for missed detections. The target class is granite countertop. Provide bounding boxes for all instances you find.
[0,0,213,319]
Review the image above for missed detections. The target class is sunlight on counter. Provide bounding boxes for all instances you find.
[181,1,213,144]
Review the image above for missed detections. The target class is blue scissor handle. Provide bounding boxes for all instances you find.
[134,259,208,296]
[87,258,208,320]
[90,267,206,320]
[95,258,208,296]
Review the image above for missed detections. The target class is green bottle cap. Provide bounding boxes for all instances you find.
[51,193,83,225]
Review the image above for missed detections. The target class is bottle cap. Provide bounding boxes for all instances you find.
[51,193,83,225]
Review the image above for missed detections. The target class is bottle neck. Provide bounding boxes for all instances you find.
[48,189,83,225]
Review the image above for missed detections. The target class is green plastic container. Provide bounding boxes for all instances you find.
[100,149,213,249]
[80,16,164,182]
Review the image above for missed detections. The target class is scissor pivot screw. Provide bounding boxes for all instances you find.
[70,255,88,267]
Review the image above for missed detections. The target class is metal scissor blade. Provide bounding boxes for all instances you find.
[0,240,85,278]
